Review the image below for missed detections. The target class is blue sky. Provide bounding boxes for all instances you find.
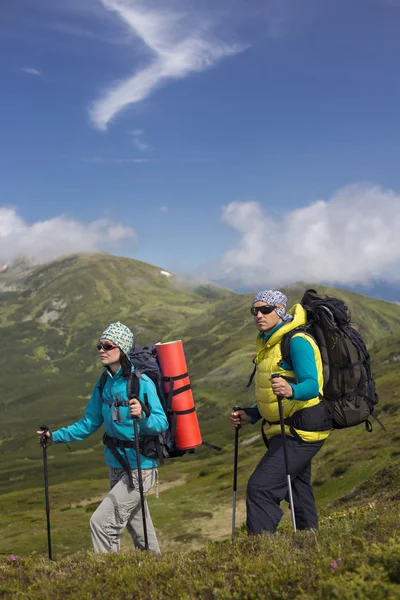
[1,0,400,288]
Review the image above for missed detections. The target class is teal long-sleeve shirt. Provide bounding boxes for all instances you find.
[52,365,168,469]
[249,322,320,423]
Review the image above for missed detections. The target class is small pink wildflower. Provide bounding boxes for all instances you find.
[9,555,16,561]
[330,557,344,568]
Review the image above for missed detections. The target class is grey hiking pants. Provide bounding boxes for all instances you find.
[246,435,324,535]
[90,467,160,554]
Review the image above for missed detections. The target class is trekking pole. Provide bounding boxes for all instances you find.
[231,405,242,539]
[39,425,53,560]
[133,417,149,551]
[271,375,297,532]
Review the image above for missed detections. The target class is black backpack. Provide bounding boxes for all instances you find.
[280,289,385,432]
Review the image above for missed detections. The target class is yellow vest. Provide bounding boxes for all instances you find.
[255,303,331,443]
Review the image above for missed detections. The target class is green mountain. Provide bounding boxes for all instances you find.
[0,252,399,558]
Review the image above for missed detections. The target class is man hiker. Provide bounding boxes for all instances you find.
[37,322,168,554]
[230,290,332,535]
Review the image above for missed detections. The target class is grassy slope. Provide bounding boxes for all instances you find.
[0,253,399,559]
[1,461,399,600]
[0,252,235,491]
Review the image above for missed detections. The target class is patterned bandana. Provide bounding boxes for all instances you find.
[252,290,292,322]
[99,322,134,356]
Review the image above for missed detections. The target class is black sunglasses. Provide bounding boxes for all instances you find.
[97,342,118,351]
[250,305,276,316]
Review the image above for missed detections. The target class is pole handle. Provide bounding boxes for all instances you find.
[129,397,151,419]
[39,425,50,449]
[271,373,284,401]
[232,406,243,430]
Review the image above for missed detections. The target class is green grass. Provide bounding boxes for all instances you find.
[1,462,399,599]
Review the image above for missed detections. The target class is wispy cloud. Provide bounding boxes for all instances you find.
[89,0,246,130]
[131,129,150,152]
[46,21,124,43]
[160,205,168,213]
[21,67,42,76]
[133,138,149,152]
[84,155,211,165]
[0,207,136,264]
[85,156,153,164]
[215,183,400,287]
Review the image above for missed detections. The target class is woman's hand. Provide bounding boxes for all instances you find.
[129,398,143,419]
[36,429,52,444]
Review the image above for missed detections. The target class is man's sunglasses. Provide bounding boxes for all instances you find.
[250,305,276,316]
[97,342,119,351]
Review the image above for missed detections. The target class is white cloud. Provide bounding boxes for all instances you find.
[217,183,400,287]
[0,207,137,264]
[160,205,168,213]
[21,67,42,76]
[89,0,245,130]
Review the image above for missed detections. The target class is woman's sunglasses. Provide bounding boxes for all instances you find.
[250,305,276,316]
[97,342,119,351]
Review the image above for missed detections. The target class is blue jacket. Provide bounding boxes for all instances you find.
[52,365,168,469]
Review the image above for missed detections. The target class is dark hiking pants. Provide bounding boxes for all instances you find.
[246,435,324,535]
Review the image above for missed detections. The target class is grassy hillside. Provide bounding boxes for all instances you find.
[1,461,399,600]
[0,252,236,492]
[0,252,399,560]
[1,336,397,559]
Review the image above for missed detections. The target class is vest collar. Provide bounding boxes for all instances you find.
[260,320,287,341]
[257,303,307,348]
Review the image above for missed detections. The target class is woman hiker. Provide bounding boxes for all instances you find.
[37,321,168,554]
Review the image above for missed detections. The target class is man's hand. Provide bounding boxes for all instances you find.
[36,429,52,444]
[270,376,294,399]
[129,398,143,419]
[230,409,252,428]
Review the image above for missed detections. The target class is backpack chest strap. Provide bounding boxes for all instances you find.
[102,398,130,407]
[99,371,150,421]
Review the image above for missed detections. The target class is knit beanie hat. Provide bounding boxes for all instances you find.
[252,290,292,322]
[99,322,134,356]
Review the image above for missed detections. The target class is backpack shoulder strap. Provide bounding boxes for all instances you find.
[127,370,151,417]
[128,370,140,400]
[98,371,108,397]
[280,327,310,369]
